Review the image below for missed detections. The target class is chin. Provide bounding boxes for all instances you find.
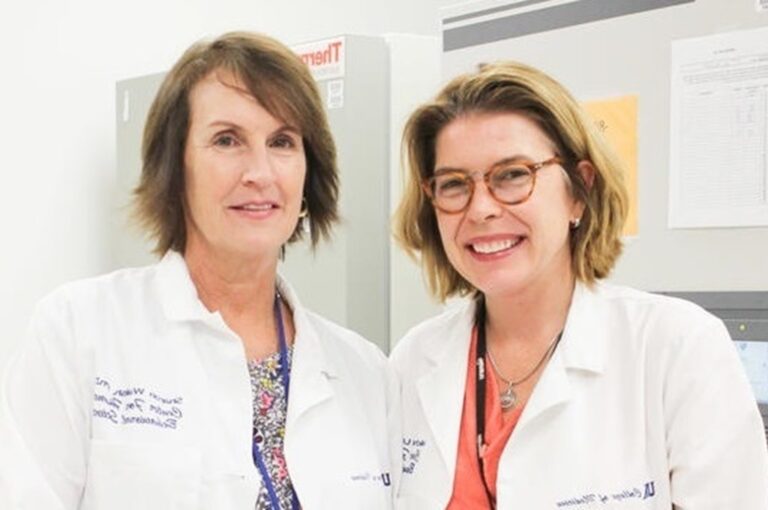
[471,271,531,298]
[218,238,283,259]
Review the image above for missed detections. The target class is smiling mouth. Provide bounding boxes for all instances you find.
[469,237,524,254]
[231,203,276,212]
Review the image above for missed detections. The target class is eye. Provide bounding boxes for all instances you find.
[434,174,470,196]
[269,133,300,149]
[212,132,241,148]
[493,165,531,185]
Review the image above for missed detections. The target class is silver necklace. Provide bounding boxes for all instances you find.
[486,331,563,410]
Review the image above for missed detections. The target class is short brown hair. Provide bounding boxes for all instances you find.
[135,31,338,255]
[394,61,628,301]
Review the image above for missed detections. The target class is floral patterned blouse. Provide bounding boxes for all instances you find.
[249,346,297,509]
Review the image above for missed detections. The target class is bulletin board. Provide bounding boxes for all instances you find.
[440,0,768,292]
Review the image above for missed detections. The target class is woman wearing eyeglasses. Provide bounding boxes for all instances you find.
[391,61,768,509]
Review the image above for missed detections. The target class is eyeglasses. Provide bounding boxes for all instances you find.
[422,156,562,214]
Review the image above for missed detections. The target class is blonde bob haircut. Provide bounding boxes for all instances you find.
[394,61,628,301]
[135,31,338,255]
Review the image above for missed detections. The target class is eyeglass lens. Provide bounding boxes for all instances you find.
[431,164,534,212]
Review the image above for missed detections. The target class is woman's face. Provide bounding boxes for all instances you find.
[433,111,584,299]
[183,70,306,262]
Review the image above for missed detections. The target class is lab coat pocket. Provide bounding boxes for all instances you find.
[81,439,201,510]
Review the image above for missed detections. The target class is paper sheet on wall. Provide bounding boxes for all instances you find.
[582,96,639,237]
[669,26,768,228]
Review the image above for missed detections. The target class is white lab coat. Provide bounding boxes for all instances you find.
[391,281,768,509]
[0,252,398,510]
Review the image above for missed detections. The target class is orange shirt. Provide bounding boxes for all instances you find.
[446,329,523,509]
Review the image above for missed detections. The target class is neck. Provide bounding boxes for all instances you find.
[184,238,285,360]
[185,244,278,314]
[484,271,576,350]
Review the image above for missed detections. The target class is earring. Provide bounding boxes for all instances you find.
[570,217,581,229]
[298,198,310,235]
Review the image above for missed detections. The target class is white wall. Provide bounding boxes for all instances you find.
[0,0,451,372]
[386,35,445,348]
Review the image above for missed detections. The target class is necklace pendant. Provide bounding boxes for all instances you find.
[499,385,517,410]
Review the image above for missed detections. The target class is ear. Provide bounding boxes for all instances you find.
[576,160,596,191]
[570,160,596,222]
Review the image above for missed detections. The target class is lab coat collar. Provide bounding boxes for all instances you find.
[280,279,336,427]
[558,281,608,375]
[155,251,211,322]
[276,275,338,380]
[512,281,608,435]
[154,251,337,426]
[415,282,609,470]
[416,299,476,477]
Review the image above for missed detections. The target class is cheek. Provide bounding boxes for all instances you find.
[187,172,218,212]
[184,167,235,225]
[530,179,577,226]
[280,157,307,193]
[435,214,462,257]
[294,164,308,195]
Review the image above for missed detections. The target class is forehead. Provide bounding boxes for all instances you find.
[187,70,289,128]
[190,69,251,101]
[435,111,555,167]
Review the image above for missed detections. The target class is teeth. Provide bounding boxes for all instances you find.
[239,204,272,211]
[472,239,517,254]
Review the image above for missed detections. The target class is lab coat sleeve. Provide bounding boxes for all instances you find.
[664,315,768,509]
[0,295,90,510]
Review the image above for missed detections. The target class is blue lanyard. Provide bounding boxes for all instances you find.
[252,293,300,510]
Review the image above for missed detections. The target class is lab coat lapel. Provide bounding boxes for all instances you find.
[416,301,475,476]
[514,282,607,434]
[285,328,334,427]
[278,277,335,428]
[155,251,212,322]
[513,348,571,433]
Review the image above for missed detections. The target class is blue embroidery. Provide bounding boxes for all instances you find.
[348,472,392,488]
[556,480,657,507]
[92,377,184,430]
[643,481,655,499]
[402,437,426,475]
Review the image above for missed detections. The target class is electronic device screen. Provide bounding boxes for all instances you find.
[734,340,768,405]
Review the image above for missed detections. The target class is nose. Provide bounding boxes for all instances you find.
[241,145,276,187]
[465,179,503,222]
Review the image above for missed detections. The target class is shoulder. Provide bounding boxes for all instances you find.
[584,282,730,360]
[33,264,161,324]
[591,282,722,331]
[21,264,162,377]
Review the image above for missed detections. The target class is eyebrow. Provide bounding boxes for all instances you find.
[205,120,302,137]
[433,154,536,176]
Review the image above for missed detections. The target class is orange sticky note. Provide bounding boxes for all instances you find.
[582,96,639,237]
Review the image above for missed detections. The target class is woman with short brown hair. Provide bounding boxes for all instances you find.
[0,32,397,510]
